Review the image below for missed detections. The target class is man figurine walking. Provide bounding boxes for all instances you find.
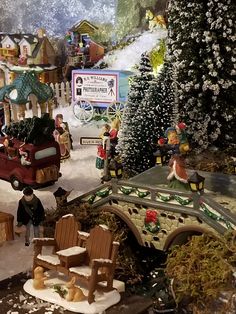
[16,187,45,246]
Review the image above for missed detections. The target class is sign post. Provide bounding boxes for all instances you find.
[80,137,102,145]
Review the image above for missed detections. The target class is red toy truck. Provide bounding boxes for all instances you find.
[0,137,61,190]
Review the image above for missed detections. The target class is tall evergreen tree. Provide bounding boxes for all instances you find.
[167,0,236,150]
[167,0,210,150]
[117,52,154,174]
[201,0,236,146]
[122,62,174,175]
[152,62,175,138]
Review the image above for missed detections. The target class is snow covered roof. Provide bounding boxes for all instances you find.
[70,19,98,32]
[0,71,53,104]
[19,34,38,45]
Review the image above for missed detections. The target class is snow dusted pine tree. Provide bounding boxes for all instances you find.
[148,62,175,139]
[117,52,154,174]
[167,0,211,150]
[202,0,236,147]
[167,0,236,150]
[124,62,174,174]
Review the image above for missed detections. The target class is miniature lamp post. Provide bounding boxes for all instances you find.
[154,149,166,165]
[109,158,123,179]
[188,172,205,193]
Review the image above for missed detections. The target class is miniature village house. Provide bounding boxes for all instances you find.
[0,34,20,64]
[64,20,104,79]
[0,29,60,86]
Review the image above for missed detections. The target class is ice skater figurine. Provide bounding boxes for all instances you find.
[167,155,190,191]
[16,187,45,246]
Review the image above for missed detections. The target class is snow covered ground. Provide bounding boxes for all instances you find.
[0,105,104,281]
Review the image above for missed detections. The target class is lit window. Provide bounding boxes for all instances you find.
[35,147,57,160]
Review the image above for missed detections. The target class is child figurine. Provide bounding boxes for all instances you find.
[53,114,72,161]
[167,155,190,191]
[16,187,45,246]
[96,124,111,175]
[165,127,180,155]
[109,118,120,158]
[19,147,31,166]
[175,122,189,155]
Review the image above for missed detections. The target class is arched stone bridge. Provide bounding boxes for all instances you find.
[70,179,236,251]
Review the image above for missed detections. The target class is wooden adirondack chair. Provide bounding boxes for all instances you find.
[33,214,80,274]
[59,225,120,304]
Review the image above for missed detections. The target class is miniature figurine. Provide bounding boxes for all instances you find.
[66,277,86,302]
[145,9,167,31]
[19,147,31,166]
[109,118,120,158]
[54,114,72,161]
[164,123,189,156]
[167,155,190,191]
[4,139,17,159]
[33,266,47,290]
[165,127,180,154]
[165,127,179,146]
[53,187,72,207]
[16,187,45,246]
[175,122,189,155]
[96,124,111,173]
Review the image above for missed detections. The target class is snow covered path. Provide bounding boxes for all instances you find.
[105,29,167,71]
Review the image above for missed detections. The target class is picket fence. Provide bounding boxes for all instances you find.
[49,81,71,107]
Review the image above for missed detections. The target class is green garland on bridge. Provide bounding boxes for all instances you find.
[119,186,150,198]
[157,193,192,206]
[119,186,134,195]
[200,203,233,230]
[83,187,111,204]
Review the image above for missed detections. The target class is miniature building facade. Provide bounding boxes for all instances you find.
[0,29,60,84]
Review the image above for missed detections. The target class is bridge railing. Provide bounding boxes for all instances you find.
[68,179,236,234]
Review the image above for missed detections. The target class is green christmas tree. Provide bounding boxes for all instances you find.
[122,62,174,174]
[117,52,154,175]
[151,62,175,139]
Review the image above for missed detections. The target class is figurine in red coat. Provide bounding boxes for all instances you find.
[167,155,190,191]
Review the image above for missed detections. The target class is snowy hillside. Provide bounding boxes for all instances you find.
[0,0,116,36]
[105,29,167,71]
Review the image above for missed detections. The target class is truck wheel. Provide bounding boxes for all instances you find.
[10,176,24,191]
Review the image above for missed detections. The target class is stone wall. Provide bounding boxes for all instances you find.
[107,200,217,251]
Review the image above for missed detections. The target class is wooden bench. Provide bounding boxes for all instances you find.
[0,212,14,243]
[33,214,80,274]
[63,225,120,304]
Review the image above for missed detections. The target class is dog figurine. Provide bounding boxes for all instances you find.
[66,277,86,302]
[33,266,47,289]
